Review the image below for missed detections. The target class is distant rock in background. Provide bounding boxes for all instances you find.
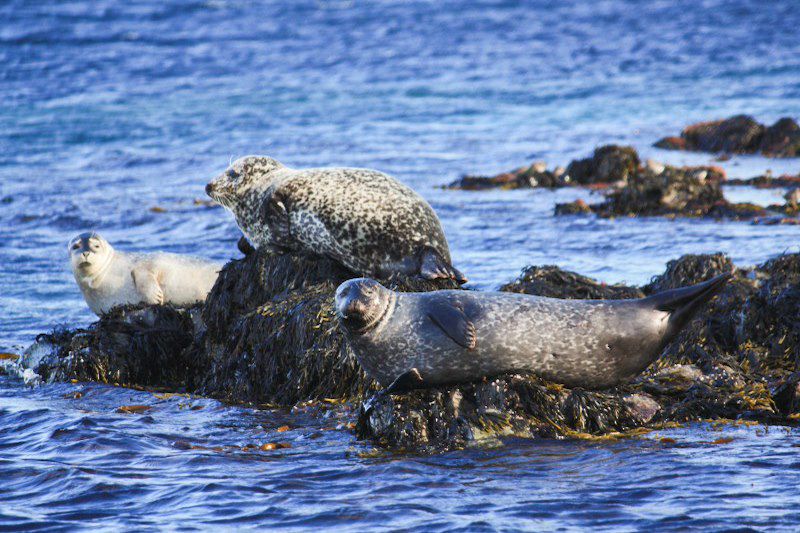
[444,144,640,190]
[655,115,800,157]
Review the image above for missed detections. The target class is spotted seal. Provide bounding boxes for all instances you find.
[335,274,730,391]
[69,232,222,316]
[205,156,466,282]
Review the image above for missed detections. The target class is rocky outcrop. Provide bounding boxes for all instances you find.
[445,145,638,190]
[655,115,800,157]
[18,248,800,452]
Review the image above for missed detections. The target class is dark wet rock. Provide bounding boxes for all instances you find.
[27,305,199,388]
[726,173,800,188]
[555,163,792,221]
[655,115,800,157]
[588,164,727,218]
[445,162,566,190]
[644,253,735,293]
[554,199,592,215]
[564,145,640,185]
[499,265,644,299]
[446,145,638,191]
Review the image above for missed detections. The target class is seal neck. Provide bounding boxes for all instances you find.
[352,291,396,336]
[86,249,115,289]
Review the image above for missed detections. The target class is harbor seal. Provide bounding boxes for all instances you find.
[335,274,730,391]
[69,232,222,316]
[205,156,467,282]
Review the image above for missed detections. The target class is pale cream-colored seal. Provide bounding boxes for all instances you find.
[68,232,222,316]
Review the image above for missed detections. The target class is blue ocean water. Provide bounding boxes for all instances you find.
[1,0,800,529]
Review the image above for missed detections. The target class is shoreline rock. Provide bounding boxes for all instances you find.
[14,250,800,452]
[655,115,800,157]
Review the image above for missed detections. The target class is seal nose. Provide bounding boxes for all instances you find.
[205,182,214,196]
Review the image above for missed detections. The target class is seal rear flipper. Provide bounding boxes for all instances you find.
[427,301,477,349]
[385,368,426,394]
[649,272,732,334]
[419,246,468,284]
[131,267,164,305]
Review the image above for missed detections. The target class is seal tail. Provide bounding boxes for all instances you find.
[647,273,732,334]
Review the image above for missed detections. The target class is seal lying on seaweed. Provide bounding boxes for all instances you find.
[69,232,221,316]
[335,274,730,391]
[205,156,467,282]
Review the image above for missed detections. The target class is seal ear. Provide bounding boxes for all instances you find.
[427,301,477,349]
[419,246,468,284]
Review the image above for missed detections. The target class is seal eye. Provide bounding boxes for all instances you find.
[226,169,238,180]
[71,243,80,250]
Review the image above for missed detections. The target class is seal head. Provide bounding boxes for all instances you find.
[335,278,394,334]
[205,156,284,209]
[68,231,115,282]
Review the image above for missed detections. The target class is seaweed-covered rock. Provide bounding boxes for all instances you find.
[195,250,460,405]
[499,265,643,299]
[727,173,800,189]
[590,164,727,217]
[655,115,800,157]
[565,145,640,185]
[445,162,566,190]
[27,305,199,388]
[554,163,788,220]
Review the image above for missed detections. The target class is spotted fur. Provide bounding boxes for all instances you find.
[206,156,463,280]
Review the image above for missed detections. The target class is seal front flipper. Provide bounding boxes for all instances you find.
[385,368,426,394]
[427,300,477,349]
[419,246,468,284]
[237,236,255,256]
[261,189,292,247]
[131,267,164,305]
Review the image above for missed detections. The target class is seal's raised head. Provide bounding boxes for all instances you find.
[335,278,394,334]
[206,156,284,207]
[68,231,113,276]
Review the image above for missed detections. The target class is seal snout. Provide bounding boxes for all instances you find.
[205,182,214,196]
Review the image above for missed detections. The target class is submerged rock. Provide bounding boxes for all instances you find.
[655,115,800,157]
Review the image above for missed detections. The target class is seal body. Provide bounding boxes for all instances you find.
[206,156,466,282]
[335,275,730,390]
[69,232,222,316]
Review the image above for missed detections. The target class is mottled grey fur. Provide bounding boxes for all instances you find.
[206,156,465,281]
[335,276,728,390]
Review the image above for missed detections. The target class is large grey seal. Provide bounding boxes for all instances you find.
[69,232,222,316]
[335,274,730,391]
[205,156,466,282]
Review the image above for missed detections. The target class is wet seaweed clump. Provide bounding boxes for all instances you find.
[444,161,566,190]
[554,162,796,221]
[655,115,800,157]
[727,172,800,189]
[444,145,639,190]
[499,265,643,299]
[25,305,199,389]
[357,253,800,451]
[563,145,640,186]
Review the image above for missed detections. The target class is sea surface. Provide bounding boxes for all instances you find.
[1,0,800,530]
